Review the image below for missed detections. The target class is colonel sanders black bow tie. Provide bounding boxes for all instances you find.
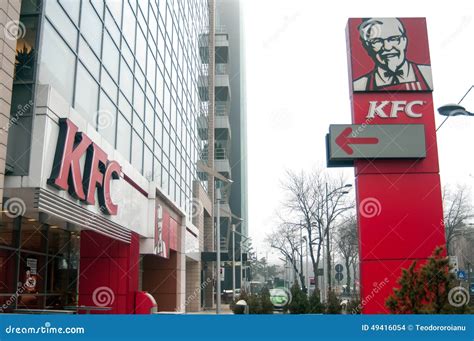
[384,69,404,85]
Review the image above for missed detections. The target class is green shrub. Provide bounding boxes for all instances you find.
[325,291,342,314]
[308,290,325,314]
[347,298,361,314]
[247,293,261,314]
[259,287,274,314]
[288,283,309,314]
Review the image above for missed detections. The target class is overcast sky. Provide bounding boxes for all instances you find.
[242,0,474,263]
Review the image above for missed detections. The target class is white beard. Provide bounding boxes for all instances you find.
[386,57,402,72]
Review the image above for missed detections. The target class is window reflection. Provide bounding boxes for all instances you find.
[0,216,77,312]
[14,16,37,82]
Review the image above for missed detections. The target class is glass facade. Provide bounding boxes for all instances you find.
[0,214,79,312]
[9,0,209,216]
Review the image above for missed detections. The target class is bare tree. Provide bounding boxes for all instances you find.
[275,169,354,293]
[265,223,305,289]
[442,185,474,255]
[336,215,359,295]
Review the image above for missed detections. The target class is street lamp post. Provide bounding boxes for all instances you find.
[437,85,474,130]
[303,235,310,298]
[324,182,352,299]
[232,224,236,301]
[216,189,221,314]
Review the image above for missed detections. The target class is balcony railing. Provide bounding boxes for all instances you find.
[200,147,228,162]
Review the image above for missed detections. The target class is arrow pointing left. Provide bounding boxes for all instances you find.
[335,127,379,155]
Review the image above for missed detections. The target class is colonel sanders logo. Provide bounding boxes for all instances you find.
[353,18,433,92]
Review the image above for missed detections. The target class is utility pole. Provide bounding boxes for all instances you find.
[326,182,331,294]
[216,189,221,314]
[232,224,236,301]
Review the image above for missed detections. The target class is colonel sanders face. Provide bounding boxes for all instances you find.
[360,18,408,73]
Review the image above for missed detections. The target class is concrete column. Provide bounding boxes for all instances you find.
[0,0,21,208]
[185,260,201,312]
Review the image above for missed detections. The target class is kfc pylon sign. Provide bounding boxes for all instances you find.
[48,119,122,215]
[342,17,446,314]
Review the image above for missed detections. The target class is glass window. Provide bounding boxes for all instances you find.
[21,0,41,14]
[154,157,161,183]
[122,40,134,68]
[20,222,46,253]
[133,111,144,136]
[102,31,119,81]
[119,59,133,100]
[134,85,145,120]
[101,67,118,102]
[59,0,80,24]
[45,1,77,48]
[90,0,104,17]
[105,11,121,46]
[47,228,70,255]
[144,147,153,181]
[15,16,38,82]
[122,2,136,50]
[74,63,99,127]
[78,38,100,78]
[39,21,75,103]
[0,215,18,247]
[80,0,103,54]
[117,113,131,161]
[131,130,143,174]
[106,0,122,27]
[98,91,117,147]
[0,247,17,296]
[135,27,147,69]
[145,99,154,131]
[119,92,132,122]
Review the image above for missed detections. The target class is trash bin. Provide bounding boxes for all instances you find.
[135,291,157,314]
[234,300,249,314]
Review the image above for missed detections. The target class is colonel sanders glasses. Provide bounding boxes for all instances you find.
[365,35,405,51]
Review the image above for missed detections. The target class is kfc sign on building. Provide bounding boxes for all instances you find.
[48,119,122,215]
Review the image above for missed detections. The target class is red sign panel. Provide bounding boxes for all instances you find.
[347,18,433,92]
[346,18,446,314]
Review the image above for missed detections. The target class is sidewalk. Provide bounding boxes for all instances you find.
[187,304,233,315]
